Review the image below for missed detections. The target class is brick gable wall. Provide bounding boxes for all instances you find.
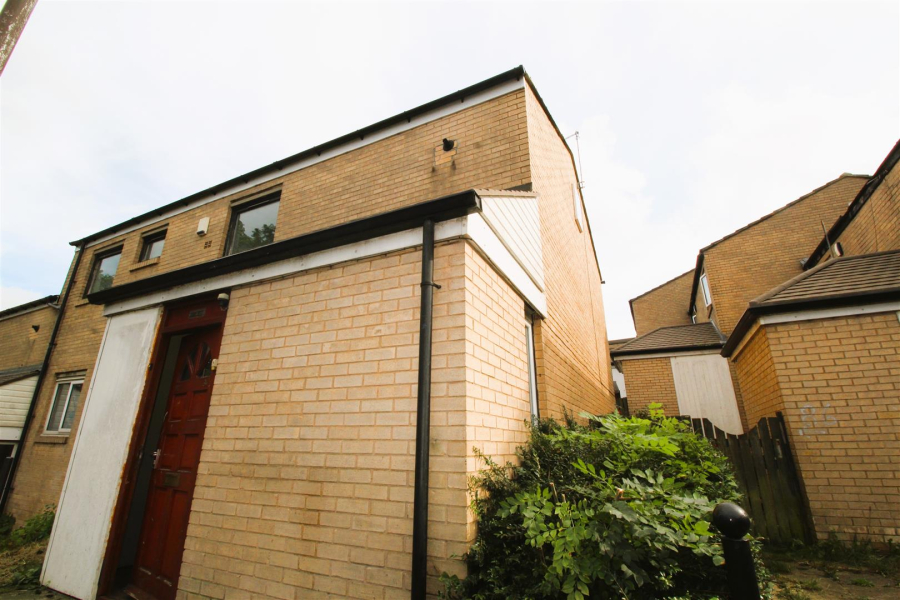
[696,176,867,336]
[524,86,614,419]
[835,162,900,257]
[631,270,694,336]
[617,357,679,416]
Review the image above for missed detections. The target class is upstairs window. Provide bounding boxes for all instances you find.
[139,229,167,261]
[225,195,280,255]
[46,378,83,434]
[699,273,712,307]
[87,247,122,294]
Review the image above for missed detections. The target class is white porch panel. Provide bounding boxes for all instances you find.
[42,306,162,599]
[0,375,37,440]
[671,354,743,435]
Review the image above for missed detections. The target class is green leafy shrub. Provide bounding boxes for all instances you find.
[442,407,766,599]
[3,505,55,550]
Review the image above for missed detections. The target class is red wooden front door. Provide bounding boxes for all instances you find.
[132,326,222,600]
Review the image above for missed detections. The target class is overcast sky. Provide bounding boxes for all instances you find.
[1,0,897,339]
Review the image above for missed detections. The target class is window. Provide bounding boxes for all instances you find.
[699,273,712,307]
[46,379,83,434]
[525,316,539,419]
[225,195,280,255]
[140,229,167,261]
[87,248,122,294]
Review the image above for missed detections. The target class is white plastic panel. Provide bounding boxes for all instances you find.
[671,354,743,435]
[0,375,37,431]
[42,306,161,599]
[480,195,544,290]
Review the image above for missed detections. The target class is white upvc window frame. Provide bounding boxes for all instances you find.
[525,317,539,420]
[45,378,84,434]
[699,273,712,307]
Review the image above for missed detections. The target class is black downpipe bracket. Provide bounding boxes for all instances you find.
[411,220,438,600]
[0,245,85,515]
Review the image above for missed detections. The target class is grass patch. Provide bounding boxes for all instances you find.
[0,505,55,589]
[798,579,822,591]
[849,577,874,587]
[779,588,811,600]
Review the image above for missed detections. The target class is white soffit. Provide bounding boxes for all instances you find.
[104,213,548,319]
[615,348,722,361]
[85,79,526,249]
[758,301,900,326]
[42,307,162,600]
[479,194,544,291]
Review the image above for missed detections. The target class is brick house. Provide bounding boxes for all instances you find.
[724,140,900,544]
[0,295,60,505]
[6,67,614,600]
[613,174,865,430]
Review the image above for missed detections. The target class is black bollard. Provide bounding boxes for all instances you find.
[712,502,761,600]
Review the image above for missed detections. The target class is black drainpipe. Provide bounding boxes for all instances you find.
[0,245,85,515]
[411,219,439,600]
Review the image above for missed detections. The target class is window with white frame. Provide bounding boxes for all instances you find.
[525,316,539,419]
[46,378,84,434]
[699,273,712,307]
[572,183,584,232]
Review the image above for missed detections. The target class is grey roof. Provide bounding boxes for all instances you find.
[751,249,900,308]
[722,249,900,356]
[0,364,42,387]
[610,322,725,357]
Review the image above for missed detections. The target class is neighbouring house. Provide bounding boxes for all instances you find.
[0,295,60,505]
[614,174,866,433]
[628,269,694,337]
[724,140,900,544]
[7,67,614,600]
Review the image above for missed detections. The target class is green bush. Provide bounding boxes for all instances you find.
[442,407,766,599]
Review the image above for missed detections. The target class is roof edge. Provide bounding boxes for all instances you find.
[806,139,900,269]
[69,67,526,247]
[0,295,60,320]
[629,268,694,305]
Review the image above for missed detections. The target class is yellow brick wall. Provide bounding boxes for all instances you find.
[731,324,783,428]
[5,247,108,521]
[700,175,866,336]
[524,85,614,419]
[177,240,532,600]
[835,161,900,257]
[631,270,694,336]
[617,357,679,416]
[737,313,900,543]
[7,90,533,521]
[0,305,58,371]
[79,90,530,293]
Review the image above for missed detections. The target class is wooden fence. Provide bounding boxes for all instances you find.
[685,414,814,545]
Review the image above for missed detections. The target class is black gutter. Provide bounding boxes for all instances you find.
[0,248,84,514]
[806,139,900,269]
[611,342,724,359]
[70,67,524,248]
[687,253,704,317]
[0,294,59,320]
[721,287,900,357]
[411,220,438,600]
[88,190,482,306]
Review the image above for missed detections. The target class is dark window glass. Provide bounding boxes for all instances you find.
[47,381,83,433]
[88,250,122,294]
[140,231,167,261]
[226,198,279,255]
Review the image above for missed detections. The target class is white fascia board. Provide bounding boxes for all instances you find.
[464,213,547,316]
[615,348,722,361]
[0,427,22,441]
[758,301,900,326]
[85,79,525,249]
[104,217,468,317]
